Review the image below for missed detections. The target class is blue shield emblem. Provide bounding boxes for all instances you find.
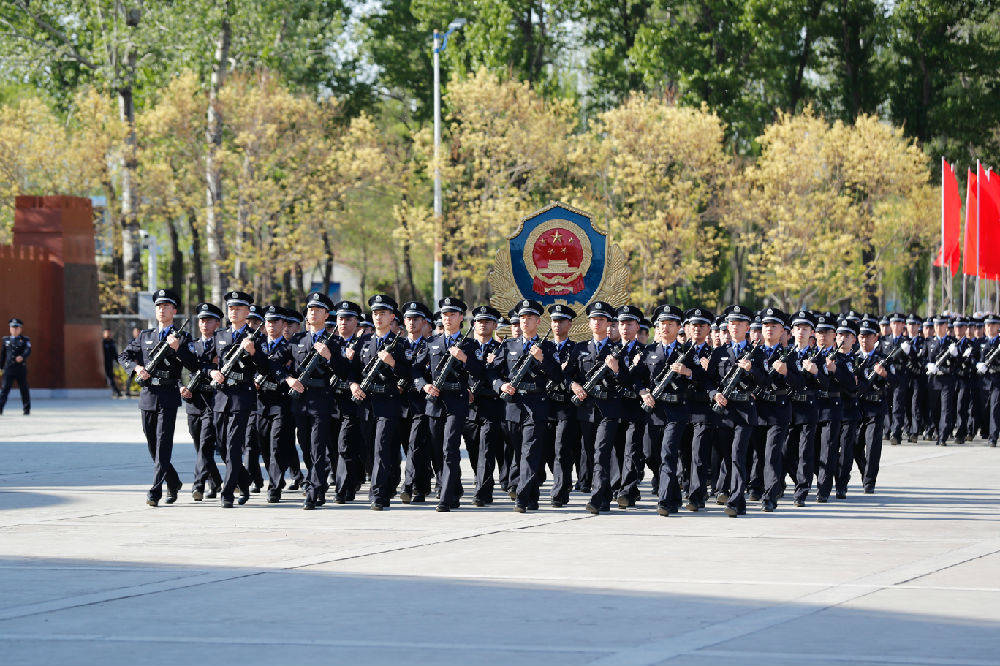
[507,203,607,307]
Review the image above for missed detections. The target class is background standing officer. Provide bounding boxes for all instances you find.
[102,328,122,397]
[1,317,31,415]
[118,290,195,506]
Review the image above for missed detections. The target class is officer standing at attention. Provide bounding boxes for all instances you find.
[489,299,561,513]
[415,297,482,512]
[352,295,411,510]
[118,290,196,506]
[545,304,579,507]
[102,328,122,397]
[286,292,337,509]
[256,305,292,503]
[210,290,268,508]
[1,317,31,415]
[564,301,625,515]
[180,303,224,501]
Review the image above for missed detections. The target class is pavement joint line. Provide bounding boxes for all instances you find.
[0,511,592,622]
[586,538,1000,666]
[0,632,619,654]
[695,648,998,666]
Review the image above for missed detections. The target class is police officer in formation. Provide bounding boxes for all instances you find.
[1,316,31,415]
[121,288,998,515]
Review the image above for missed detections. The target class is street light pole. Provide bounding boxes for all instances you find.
[432,18,465,306]
[433,29,443,306]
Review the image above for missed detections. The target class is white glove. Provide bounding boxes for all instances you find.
[926,362,938,374]
[948,343,959,357]
[963,346,973,358]
[977,362,988,374]
[901,341,911,354]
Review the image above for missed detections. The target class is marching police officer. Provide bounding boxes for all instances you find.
[925,314,961,446]
[210,290,268,508]
[977,313,1000,447]
[906,313,927,442]
[834,318,862,499]
[489,299,561,513]
[256,305,292,502]
[415,297,482,512]
[545,303,578,506]
[1,317,31,415]
[330,300,367,503]
[785,310,825,507]
[563,301,624,515]
[464,305,505,506]
[710,305,767,517]
[679,307,716,511]
[180,302,224,501]
[399,301,432,504]
[286,292,337,509]
[814,312,856,503]
[614,304,648,508]
[637,304,697,515]
[118,289,196,506]
[855,317,893,493]
[882,313,914,447]
[351,294,411,510]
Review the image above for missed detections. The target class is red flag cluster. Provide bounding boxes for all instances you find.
[939,159,1000,279]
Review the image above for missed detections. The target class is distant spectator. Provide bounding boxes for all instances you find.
[102,328,122,397]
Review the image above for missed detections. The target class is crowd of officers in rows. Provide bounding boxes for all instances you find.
[119,288,1000,517]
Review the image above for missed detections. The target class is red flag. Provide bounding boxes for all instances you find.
[963,168,978,276]
[940,158,962,276]
[981,165,1000,280]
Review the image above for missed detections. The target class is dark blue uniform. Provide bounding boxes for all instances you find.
[184,336,222,497]
[544,337,579,505]
[289,329,337,507]
[785,346,827,504]
[399,335,431,502]
[414,331,483,510]
[978,335,1000,447]
[489,335,561,511]
[709,341,767,515]
[255,336,292,500]
[563,338,624,513]
[814,347,856,501]
[0,334,31,414]
[854,347,894,492]
[357,331,412,508]
[465,337,505,505]
[925,335,961,445]
[212,325,268,505]
[119,325,196,503]
[331,333,368,502]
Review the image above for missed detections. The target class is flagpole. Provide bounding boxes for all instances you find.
[942,157,947,313]
[977,160,982,313]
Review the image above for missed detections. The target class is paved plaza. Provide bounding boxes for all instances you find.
[0,396,998,666]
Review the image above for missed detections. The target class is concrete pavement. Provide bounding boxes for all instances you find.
[0,398,998,666]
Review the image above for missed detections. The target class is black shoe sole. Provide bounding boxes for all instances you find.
[585,504,599,515]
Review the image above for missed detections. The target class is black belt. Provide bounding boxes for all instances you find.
[791,394,812,403]
[148,377,178,387]
[302,378,327,389]
[817,390,840,399]
[151,369,173,379]
[860,392,883,403]
[656,393,682,404]
[757,388,790,402]
[727,391,752,402]
[517,382,543,392]
[437,381,465,392]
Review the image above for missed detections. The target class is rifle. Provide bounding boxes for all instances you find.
[353,334,404,402]
[863,343,906,389]
[571,338,628,406]
[927,338,960,376]
[286,328,336,398]
[642,341,693,413]
[427,327,472,402]
[182,330,244,402]
[501,330,552,402]
[766,344,798,378]
[210,323,265,389]
[135,317,191,388]
[711,341,761,415]
[980,340,1000,374]
[329,334,367,391]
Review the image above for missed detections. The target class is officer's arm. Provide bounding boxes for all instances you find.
[118,334,142,373]
[488,342,510,393]
[748,352,770,387]
[177,340,198,371]
[21,338,30,360]
[412,345,431,392]
[783,355,804,389]
[272,347,292,381]
[540,343,562,381]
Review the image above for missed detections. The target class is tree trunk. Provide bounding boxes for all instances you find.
[166,216,184,298]
[187,209,205,303]
[205,0,232,302]
[322,230,334,295]
[118,4,142,297]
[293,262,304,305]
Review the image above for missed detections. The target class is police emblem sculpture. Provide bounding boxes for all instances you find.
[488,202,630,341]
